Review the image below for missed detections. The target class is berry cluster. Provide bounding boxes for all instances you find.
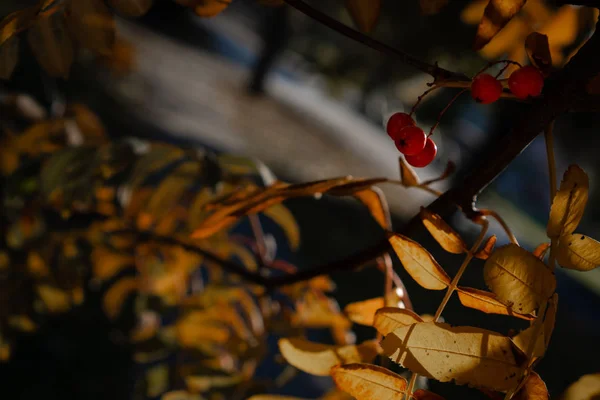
[471,65,544,104]
[387,113,437,168]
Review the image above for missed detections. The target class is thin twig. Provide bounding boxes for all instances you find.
[282,0,469,82]
[480,209,519,245]
[249,214,269,266]
[428,89,468,137]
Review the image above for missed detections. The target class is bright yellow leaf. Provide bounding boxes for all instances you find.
[331,363,407,400]
[456,286,534,320]
[420,207,466,254]
[373,307,423,336]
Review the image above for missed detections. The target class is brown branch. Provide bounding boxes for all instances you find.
[282,0,469,83]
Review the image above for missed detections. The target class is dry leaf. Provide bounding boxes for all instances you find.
[560,373,600,400]
[456,287,534,320]
[28,13,74,79]
[37,285,71,313]
[556,234,600,271]
[420,0,449,15]
[161,391,203,400]
[474,235,497,260]
[381,322,523,391]
[103,277,138,319]
[108,0,154,17]
[185,375,242,392]
[484,244,556,314]
[399,157,419,187]
[66,0,116,55]
[353,187,392,230]
[533,243,551,260]
[525,32,552,75]
[278,338,380,376]
[515,372,548,400]
[0,36,18,80]
[194,0,232,17]
[413,389,447,400]
[388,233,451,290]
[262,204,300,251]
[373,307,423,336]
[0,7,39,46]
[331,363,407,400]
[345,0,381,33]
[420,207,467,254]
[344,297,384,326]
[547,165,588,238]
[511,325,546,359]
[474,0,527,50]
[544,293,558,348]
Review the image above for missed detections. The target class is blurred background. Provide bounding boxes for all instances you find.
[2,0,600,399]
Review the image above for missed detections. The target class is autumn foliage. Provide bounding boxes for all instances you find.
[2,1,600,400]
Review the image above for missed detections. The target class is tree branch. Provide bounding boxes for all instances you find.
[282,0,469,83]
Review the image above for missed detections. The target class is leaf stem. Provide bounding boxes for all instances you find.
[480,209,519,245]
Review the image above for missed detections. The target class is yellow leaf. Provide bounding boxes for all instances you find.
[511,325,546,359]
[456,287,534,320]
[331,363,407,400]
[146,364,169,398]
[353,187,392,230]
[560,373,600,400]
[186,374,242,393]
[420,207,467,254]
[344,297,384,326]
[194,0,232,18]
[381,322,523,391]
[321,389,355,400]
[525,32,552,75]
[556,233,600,271]
[102,277,138,319]
[413,389,446,400]
[108,0,154,17]
[0,36,18,80]
[484,244,556,314]
[373,307,423,336]
[91,247,135,280]
[474,235,497,260]
[399,157,419,187]
[544,293,558,348]
[37,285,71,313]
[515,372,548,400]
[66,0,115,55]
[161,391,203,400]
[278,338,380,376]
[175,312,231,347]
[420,0,449,15]
[547,165,588,238]
[474,0,527,50]
[345,0,381,33]
[461,0,487,25]
[388,233,451,290]
[262,203,300,251]
[28,13,73,79]
[8,315,37,332]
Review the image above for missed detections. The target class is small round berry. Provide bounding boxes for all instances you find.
[471,73,503,104]
[508,66,544,99]
[405,138,437,168]
[394,126,427,156]
[386,112,415,141]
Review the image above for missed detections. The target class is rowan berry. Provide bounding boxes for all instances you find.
[471,73,503,104]
[394,126,427,156]
[508,66,544,99]
[405,138,437,168]
[386,112,415,141]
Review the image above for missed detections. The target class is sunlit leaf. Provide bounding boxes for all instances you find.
[484,244,556,314]
[331,363,407,400]
[91,246,135,280]
[146,364,169,397]
[533,243,551,260]
[399,157,419,187]
[413,389,447,400]
[547,165,588,238]
[353,187,392,230]
[108,0,154,17]
[0,36,18,80]
[161,391,203,400]
[37,284,71,313]
[560,373,600,400]
[103,277,138,319]
[381,322,523,391]
[278,338,380,376]
[66,0,116,55]
[67,103,106,139]
[175,311,231,347]
[28,12,73,79]
[556,233,600,271]
[344,297,384,326]
[420,207,467,254]
[474,0,527,50]
[474,235,497,260]
[186,374,242,392]
[420,0,449,15]
[525,32,552,75]
[388,233,451,290]
[262,204,300,251]
[515,372,548,400]
[8,315,37,332]
[511,325,546,360]
[456,287,534,320]
[193,0,232,17]
[321,389,355,400]
[345,0,381,33]
[373,307,423,336]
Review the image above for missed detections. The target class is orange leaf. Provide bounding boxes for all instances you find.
[399,157,419,187]
[515,372,549,400]
[456,287,535,320]
[331,363,407,400]
[353,187,392,230]
[345,0,381,33]
[413,389,446,400]
[344,297,385,326]
[474,0,527,50]
[474,235,497,260]
[373,307,423,336]
[194,0,232,17]
[532,243,551,260]
[420,207,467,254]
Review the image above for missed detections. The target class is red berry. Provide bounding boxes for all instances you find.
[508,66,544,99]
[471,73,503,104]
[386,112,415,141]
[405,138,437,168]
[394,126,427,156]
